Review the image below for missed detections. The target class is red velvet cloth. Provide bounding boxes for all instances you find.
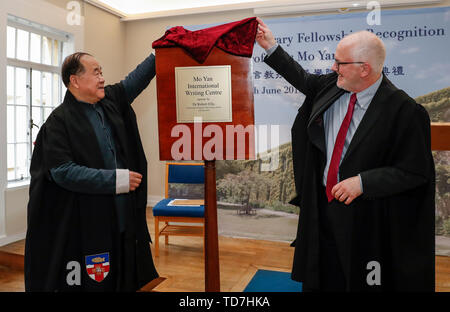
[152,17,258,63]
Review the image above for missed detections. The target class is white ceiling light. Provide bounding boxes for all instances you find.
[85,0,267,17]
[99,0,266,15]
[254,0,442,16]
[84,0,442,20]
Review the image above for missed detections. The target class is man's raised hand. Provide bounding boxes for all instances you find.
[255,17,276,51]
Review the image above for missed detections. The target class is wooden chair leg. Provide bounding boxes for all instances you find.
[165,222,169,245]
[154,216,159,257]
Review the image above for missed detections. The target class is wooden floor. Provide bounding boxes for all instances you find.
[0,207,449,292]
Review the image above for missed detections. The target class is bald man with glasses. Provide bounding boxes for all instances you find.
[255,18,435,292]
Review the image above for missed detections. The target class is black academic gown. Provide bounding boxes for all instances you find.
[265,46,435,291]
[25,83,158,291]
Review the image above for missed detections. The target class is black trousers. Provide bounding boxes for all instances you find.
[316,186,347,291]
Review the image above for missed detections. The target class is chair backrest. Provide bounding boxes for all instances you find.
[165,162,204,198]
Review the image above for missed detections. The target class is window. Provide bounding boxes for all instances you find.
[6,16,72,182]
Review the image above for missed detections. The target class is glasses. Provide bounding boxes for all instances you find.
[335,61,365,72]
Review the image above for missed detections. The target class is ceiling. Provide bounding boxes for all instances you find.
[84,0,441,20]
[92,0,266,15]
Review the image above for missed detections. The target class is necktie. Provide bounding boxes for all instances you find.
[326,93,357,202]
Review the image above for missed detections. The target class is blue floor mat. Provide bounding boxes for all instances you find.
[243,269,302,292]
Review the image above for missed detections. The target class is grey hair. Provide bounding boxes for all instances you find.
[341,31,386,75]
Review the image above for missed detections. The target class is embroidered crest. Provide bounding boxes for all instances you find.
[85,252,110,282]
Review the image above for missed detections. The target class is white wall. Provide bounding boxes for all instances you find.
[83,3,126,85]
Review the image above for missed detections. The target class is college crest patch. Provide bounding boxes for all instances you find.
[85,252,110,282]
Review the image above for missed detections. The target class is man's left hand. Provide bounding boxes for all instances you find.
[331,176,362,205]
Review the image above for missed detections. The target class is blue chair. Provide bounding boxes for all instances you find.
[152,162,205,257]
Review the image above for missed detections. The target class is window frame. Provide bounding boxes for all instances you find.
[6,18,70,184]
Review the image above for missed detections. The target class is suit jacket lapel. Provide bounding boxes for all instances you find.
[307,83,346,155]
[309,83,346,126]
[341,76,395,164]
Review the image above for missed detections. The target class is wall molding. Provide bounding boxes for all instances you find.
[0,232,26,247]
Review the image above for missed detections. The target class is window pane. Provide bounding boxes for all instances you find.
[7,26,15,58]
[61,83,67,102]
[16,143,29,180]
[7,66,14,104]
[31,106,42,134]
[61,41,73,61]
[16,106,28,143]
[31,106,43,142]
[31,125,40,144]
[7,144,15,181]
[16,29,29,61]
[31,141,36,157]
[44,107,53,121]
[42,72,52,106]
[7,106,15,143]
[53,73,60,106]
[32,70,41,106]
[42,36,52,65]
[15,67,27,105]
[30,33,41,63]
[52,40,59,66]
